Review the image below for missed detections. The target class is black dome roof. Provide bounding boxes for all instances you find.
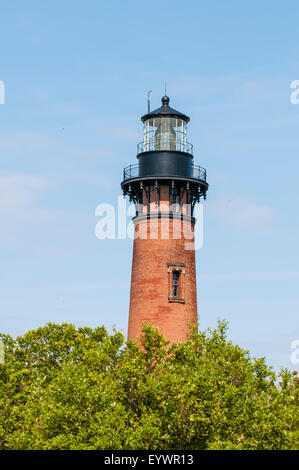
[141,96,190,123]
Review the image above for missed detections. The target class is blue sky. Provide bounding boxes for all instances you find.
[0,0,299,371]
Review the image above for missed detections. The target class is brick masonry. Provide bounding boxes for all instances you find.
[128,215,198,344]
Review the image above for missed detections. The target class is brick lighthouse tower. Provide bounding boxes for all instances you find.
[121,95,208,343]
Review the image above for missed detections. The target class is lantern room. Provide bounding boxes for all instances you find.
[138,95,192,155]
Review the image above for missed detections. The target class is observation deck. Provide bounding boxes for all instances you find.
[121,95,209,205]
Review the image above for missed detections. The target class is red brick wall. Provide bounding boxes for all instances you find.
[128,216,198,344]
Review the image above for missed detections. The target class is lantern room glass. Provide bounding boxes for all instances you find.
[143,117,187,152]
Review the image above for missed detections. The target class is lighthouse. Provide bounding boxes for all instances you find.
[121,96,208,343]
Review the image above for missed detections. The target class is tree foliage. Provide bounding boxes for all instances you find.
[0,321,298,450]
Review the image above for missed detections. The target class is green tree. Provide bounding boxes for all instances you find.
[0,321,298,450]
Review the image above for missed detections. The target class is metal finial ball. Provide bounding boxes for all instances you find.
[162,95,170,106]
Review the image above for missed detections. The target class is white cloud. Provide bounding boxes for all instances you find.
[209,195,276,233]
[0,172,47,212]
[0,130,118,185]
[100,125,138,141]
[0,171,95,251]
[170,73,286,105]
[0,131,58,156]
[170,73,245,100]
[200,271,299,282]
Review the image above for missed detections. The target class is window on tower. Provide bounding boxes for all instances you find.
[172,271,180,298]
[168,264,185,303]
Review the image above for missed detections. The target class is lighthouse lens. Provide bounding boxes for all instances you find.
[143,117,187,152]
[154,118,176,151]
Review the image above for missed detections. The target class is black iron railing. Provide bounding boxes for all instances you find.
[137,139,193,155]
[122,163,207,182]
